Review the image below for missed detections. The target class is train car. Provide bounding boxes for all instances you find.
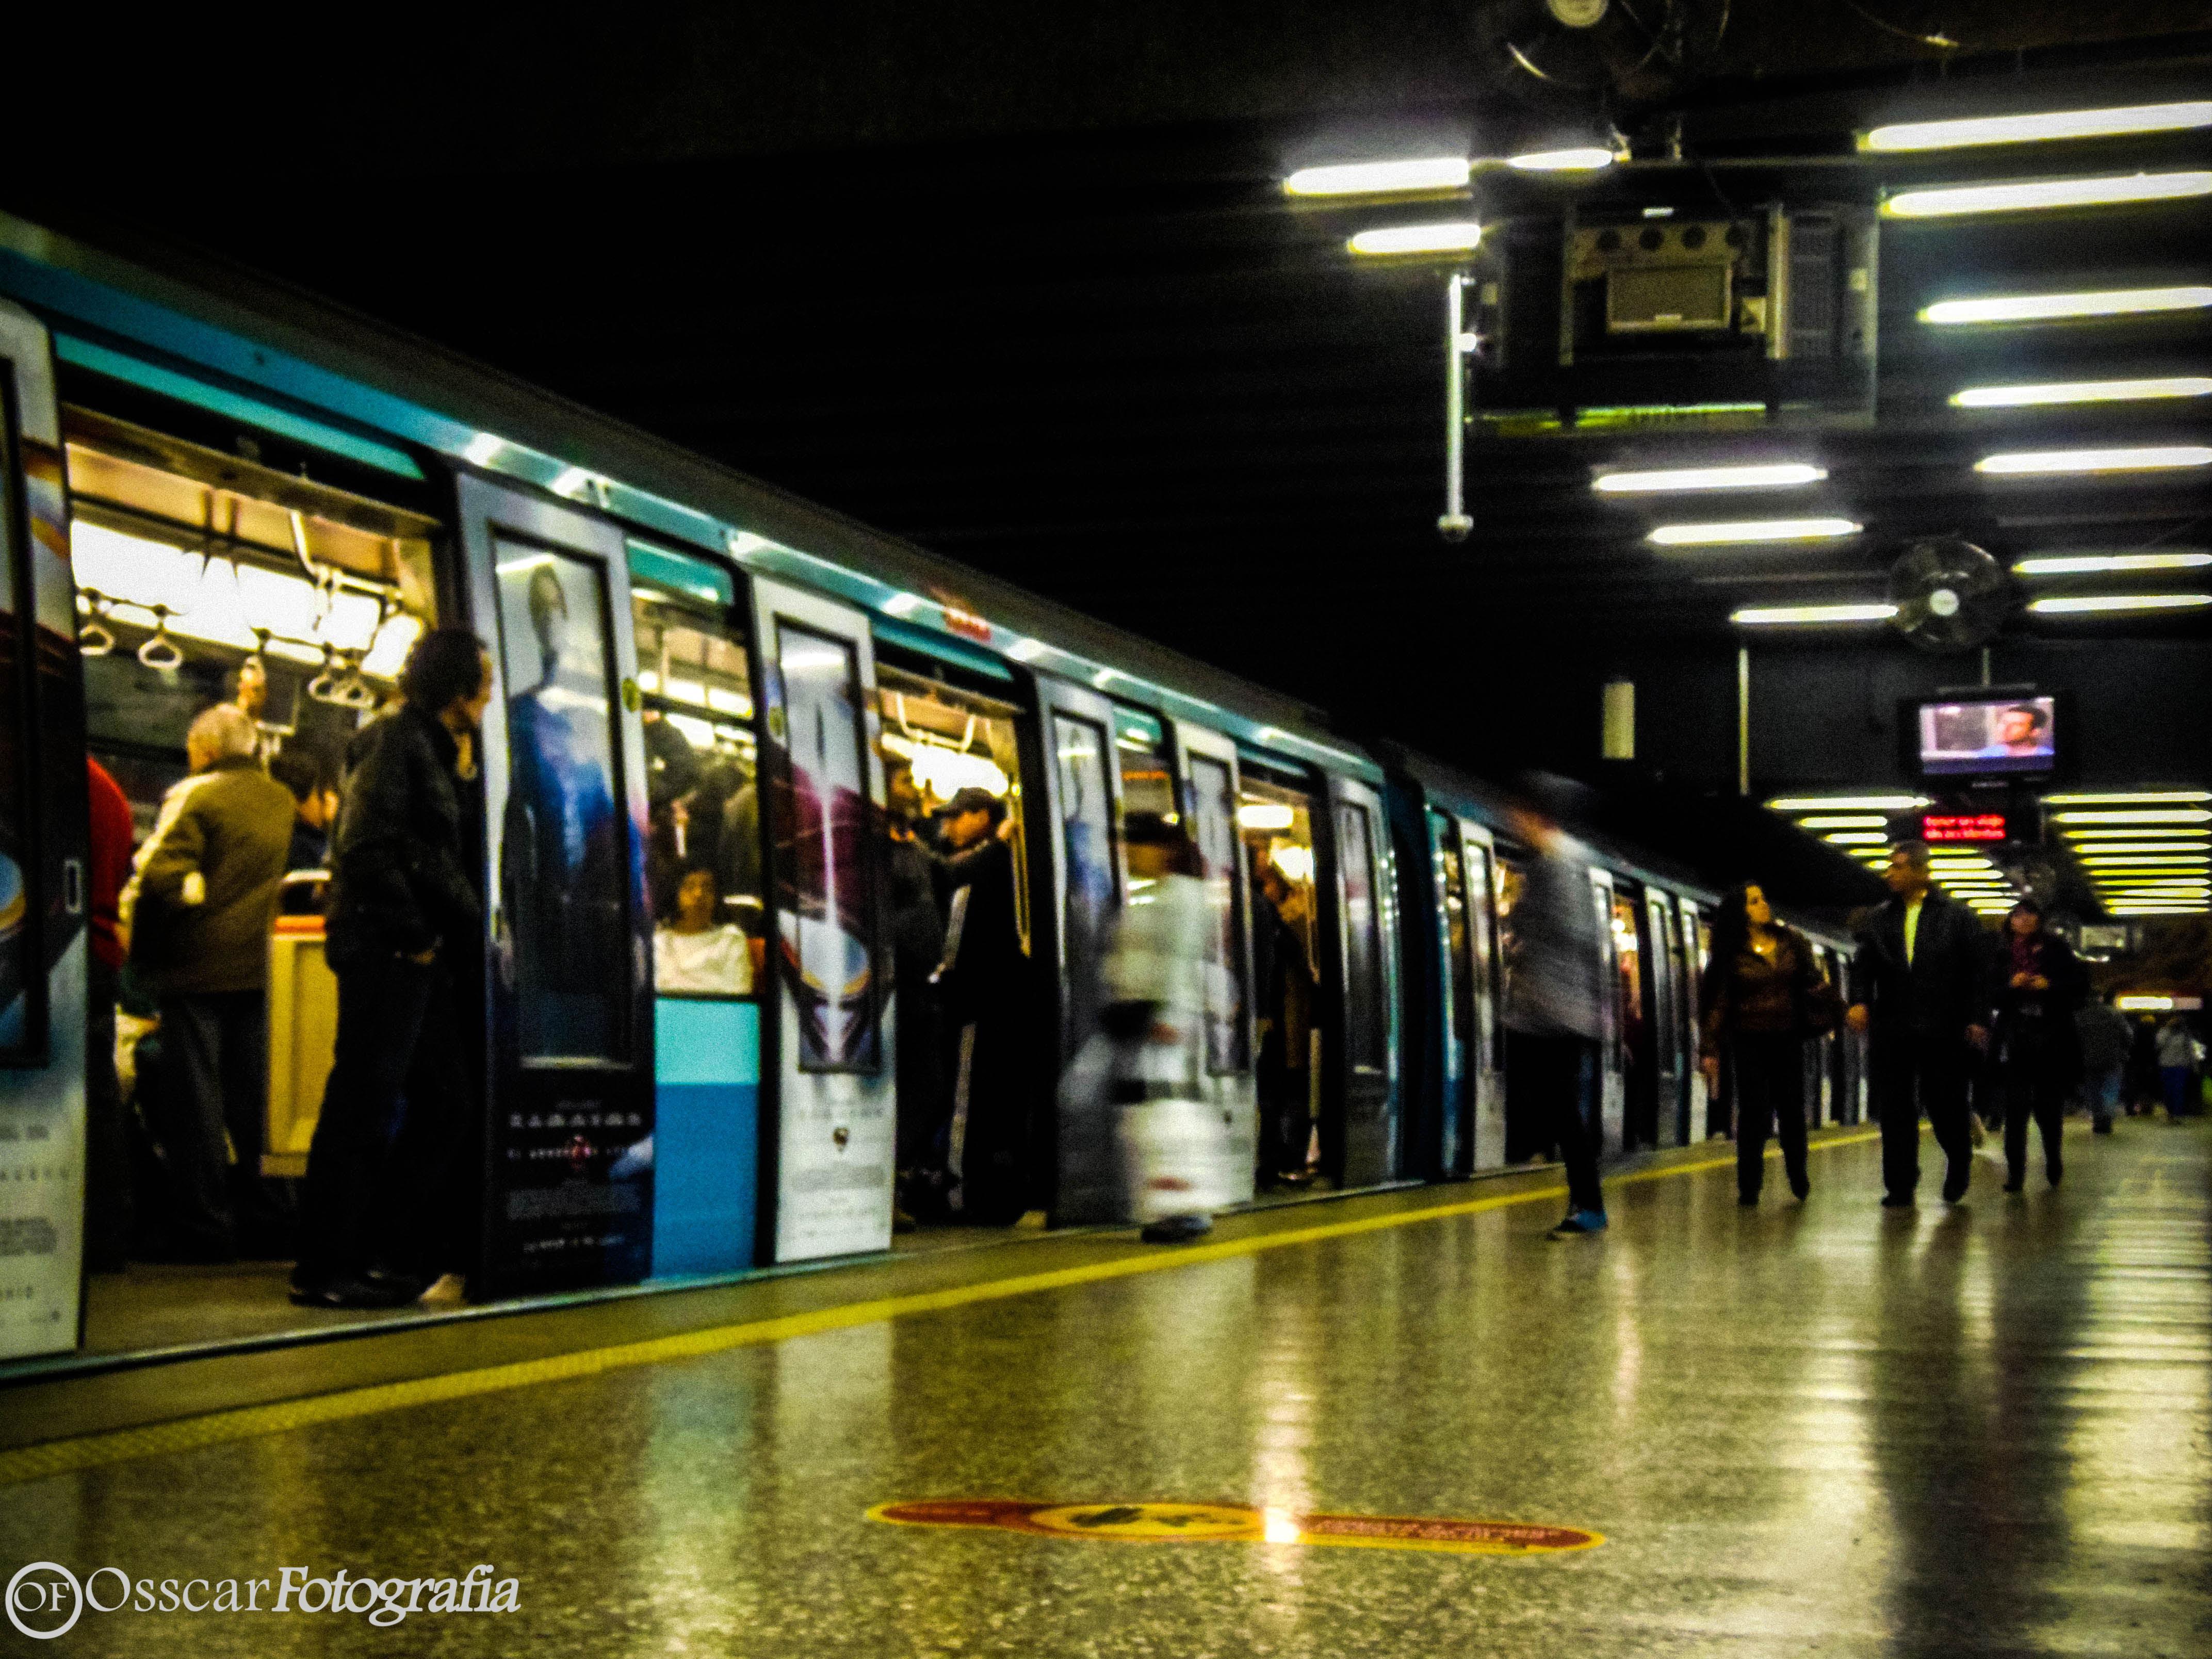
[0,206,1806,1373]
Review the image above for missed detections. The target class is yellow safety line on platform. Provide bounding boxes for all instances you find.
[0,1129,1881,1488]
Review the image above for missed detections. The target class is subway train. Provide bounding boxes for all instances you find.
[0,207,1859,1367]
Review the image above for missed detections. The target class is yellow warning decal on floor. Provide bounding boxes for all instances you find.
[869,1499,1602,1555]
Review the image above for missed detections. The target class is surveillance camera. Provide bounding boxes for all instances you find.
[1437,514,1473,543]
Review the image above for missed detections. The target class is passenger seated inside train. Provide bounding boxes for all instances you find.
[654,863,757,995]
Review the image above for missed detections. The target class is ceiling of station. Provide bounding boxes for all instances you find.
[13,5,2211,771]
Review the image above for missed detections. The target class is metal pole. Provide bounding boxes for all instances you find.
[1438,272,1473,542]
[1736,645,1751,797]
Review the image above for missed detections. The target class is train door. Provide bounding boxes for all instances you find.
[1036,677,1124,1223]
[1680,897,1709,1142]
[1609,881,1653,1149]
[1643,888,1686,1148]
[1810,945,1837,1124]
[630,547,762,1277]
[1325,774,1401,1185]
[458,475,656,1296]
[1239,755,1321,1190]
[0,303,89,1361]
[1174,723,1258,1205]
[1457,821,1507,1170]
[1427,808,1473,1177]
[1587,867,1625,1153]
[745,576,895,1261]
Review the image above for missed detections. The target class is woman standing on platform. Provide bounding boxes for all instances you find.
[1700,882,1840,1207]
[1990,898,2085,1190]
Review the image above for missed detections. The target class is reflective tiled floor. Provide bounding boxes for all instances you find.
[5,1120,2205,1656]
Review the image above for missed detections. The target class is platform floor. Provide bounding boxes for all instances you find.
[3,1119,2204,1656]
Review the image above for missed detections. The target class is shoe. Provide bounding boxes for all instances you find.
[2046,1166,2062,1189]
[1547,1209,1608,1238]
[2002,1178,2023,1193]
[417,1273,467,1307]
[1942,1182,1969,1205]
[1790,1174,1810,1202]
[288,1274,421,1310]
[1140,1215,1213,1244]
[362,1265,427,1301]
[1880,1194,1913,1209]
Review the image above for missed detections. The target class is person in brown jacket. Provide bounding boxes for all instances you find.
[123,703,296,1259]
[1699,881,1839,1208]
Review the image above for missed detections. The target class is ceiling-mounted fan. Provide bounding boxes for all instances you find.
[1887,536,2013,652]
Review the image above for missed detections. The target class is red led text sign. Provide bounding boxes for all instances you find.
[1921,813,2008,843]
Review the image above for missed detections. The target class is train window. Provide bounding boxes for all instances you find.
[1338,799,1385,1072]
[1050,711,1116,1007]
[1114,705,1176,834]
[1437,828,1473,1060]
[1492,846,1525,1030]
[877,665,1029,954]
[1462,839,1502,1071]
[771,624,882,1072]
[1186,753,1248,1074]
[493,538,632,1061]
[1609,891,1644,1077]
[632,572,760,998]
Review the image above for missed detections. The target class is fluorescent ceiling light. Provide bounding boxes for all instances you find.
[2014,551,2212,575]
[2111,904,2208,913]
[1823,832,1890,844]
[1348,221,1483,256]
[1733,602,1897,625]
[1978,445,2211,477]
[1506,147,1616,172]
[2055,808,2212,823]
[1286,157,1471,197]
[1596,463,1825,494]
[1861,101,2212,153]
[1884,171,2212,218]
[1237,802,1296,831]
[1797,815,1889,828]
[2046,790,2211,804]
[1770,795,1927,811]
[1920,286,2212,325]
[1954,376,2212,409]
[880,592,926,616]
[1653,517,1862,546]
[2029,593,2212,613]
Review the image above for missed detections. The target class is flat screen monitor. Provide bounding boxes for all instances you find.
[1911,694,2058,777]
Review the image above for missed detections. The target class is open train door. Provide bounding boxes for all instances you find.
[1586,866,1627,1154]
[1457,820,1507,1171]
[1323,772,1402,1186]
[1644,888,1691,1147]
[749,577,896,1262]
[1679,897,1711,1142]
[1036,676,1125,1223]
[0,302,90,1360]
[457,475,656,1297]
[1173,722,1259,1206]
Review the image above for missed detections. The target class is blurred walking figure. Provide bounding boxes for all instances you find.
[1847,843,1990,1208]
[1990,899,2085,1192]
[1700,882,1840,1207]
[122,703,295,1261]
[2075,997,2130,1136]
[293,630,491,1309]
[2156,1014,2203,1119]
[1501,795,1606,1238]
[1105,812,1231,1243]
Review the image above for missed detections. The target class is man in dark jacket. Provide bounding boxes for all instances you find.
[931,786,1029,1223]
[293,630,491,1308]
[124,703,296,1259]
[1847,842,1991,1207]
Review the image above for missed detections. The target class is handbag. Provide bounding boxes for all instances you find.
[1795,936,1843,1037]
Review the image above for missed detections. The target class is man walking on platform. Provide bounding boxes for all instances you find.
[1846,842,1990,1208]
[1502,796,1607,1238]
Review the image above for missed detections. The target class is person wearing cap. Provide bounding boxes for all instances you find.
[930,786,1029,1223]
